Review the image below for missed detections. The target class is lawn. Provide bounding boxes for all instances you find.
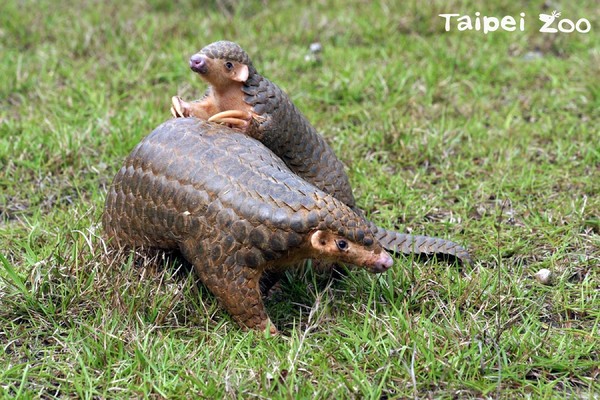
[1,0,598,398]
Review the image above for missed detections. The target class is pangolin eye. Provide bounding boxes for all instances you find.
[335,239,348,251]
[225,61,234,70]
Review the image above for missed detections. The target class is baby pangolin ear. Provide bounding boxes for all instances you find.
[232,64,249,82]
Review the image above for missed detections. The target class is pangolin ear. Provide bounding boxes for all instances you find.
[310,230,328,249]
[232,64,249,82]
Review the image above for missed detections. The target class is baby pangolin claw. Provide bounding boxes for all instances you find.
[171,96,190,118]
[208,109,253,129]
[208,110,266,139]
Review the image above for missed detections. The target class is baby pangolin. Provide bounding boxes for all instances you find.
[103,118,393,333]
[171,41,472,264]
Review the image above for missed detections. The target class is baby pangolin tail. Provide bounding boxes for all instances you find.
[374,227,472,265]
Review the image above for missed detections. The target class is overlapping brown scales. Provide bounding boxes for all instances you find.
[220,42,473,264]
[103,118,393,331]
[195,41,355,208]
[200,41,253,67]
[243,70,357,208]
[103,118,375,257]
[177,41,471,263]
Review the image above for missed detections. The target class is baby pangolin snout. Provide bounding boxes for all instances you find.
[189,54,208,74]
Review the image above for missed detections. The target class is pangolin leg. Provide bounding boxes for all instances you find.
[214,266,275,333]
[180,240,276,333]
[201,265,275,333]
[208,109,252,128]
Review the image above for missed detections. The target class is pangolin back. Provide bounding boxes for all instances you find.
[199,41,356,207]
[103,118,374,254]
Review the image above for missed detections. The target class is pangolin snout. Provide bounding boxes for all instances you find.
[189,54,208,74]
[371,251,394,273]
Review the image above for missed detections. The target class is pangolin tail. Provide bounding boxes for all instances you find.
[374,227,472,265]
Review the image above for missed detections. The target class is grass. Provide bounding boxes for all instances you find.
[1,0,598,398]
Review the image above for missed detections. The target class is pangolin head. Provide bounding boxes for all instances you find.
[200,41,252,66]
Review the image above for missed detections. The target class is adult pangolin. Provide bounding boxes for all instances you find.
[103,118,394,333]
[171,41,472,264]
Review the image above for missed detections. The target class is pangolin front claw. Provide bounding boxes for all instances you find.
[208,109,253,128]
[171,96,189,118]
[208,109,265,139]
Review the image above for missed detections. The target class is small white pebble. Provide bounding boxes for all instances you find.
[309,42,322,53]
[534,268,553,285]
[522,51,543,61]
